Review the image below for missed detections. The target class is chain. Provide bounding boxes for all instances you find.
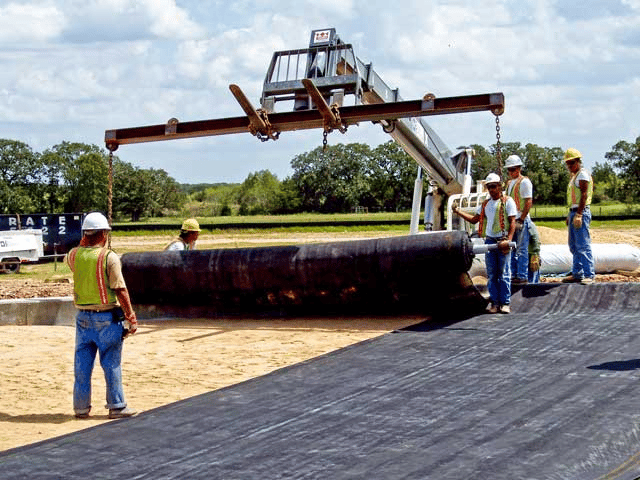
[107,147,115,249]
[495,115,503,175]
[322,129,329,152]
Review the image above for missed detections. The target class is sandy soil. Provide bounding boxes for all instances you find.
[0,317,419,452]
[1,227,638,452]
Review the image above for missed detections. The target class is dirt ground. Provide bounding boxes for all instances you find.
[1,227,638,452]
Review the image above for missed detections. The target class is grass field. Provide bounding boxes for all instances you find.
[115,203,640,230]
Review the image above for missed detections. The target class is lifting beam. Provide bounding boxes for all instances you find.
[104,87,504,153]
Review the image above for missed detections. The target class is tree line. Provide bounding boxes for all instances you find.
[1,136,638,220]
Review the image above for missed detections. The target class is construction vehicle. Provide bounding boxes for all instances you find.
[105,28,504,233]
[0,230,44,274]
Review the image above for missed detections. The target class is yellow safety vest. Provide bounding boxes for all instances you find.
[68,247,116,306]
[478,196,507,238]
[566,169,593,207]
[507,176,529,212]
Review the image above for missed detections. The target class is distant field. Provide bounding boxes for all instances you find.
[112,206,640,236]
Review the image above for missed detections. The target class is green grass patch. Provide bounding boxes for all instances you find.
[530,203,640,218]
[113,211,413,227]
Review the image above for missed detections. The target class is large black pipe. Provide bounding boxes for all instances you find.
[121,231,485,318]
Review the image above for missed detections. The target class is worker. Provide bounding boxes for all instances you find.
[453,173,517,314]
[165,218,201,251]
[504,154,535,285]
[562,148,595,285]
[66,212,138,419]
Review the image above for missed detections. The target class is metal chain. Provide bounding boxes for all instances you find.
[322,129,329,151]
[107,149,114,249]
[495,115,503,175]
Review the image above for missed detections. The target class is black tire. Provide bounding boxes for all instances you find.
[4,262,20,274]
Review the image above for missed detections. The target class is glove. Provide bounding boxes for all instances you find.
[122,315,138,339]
[515,219,524,232]
[497,240,511,254]
[572,213,583,229]
[529,254,540,272]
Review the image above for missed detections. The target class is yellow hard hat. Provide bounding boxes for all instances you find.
[181,218,201,232]
[564,148,582,162]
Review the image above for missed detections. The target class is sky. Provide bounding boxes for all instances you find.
[1,0,639,185]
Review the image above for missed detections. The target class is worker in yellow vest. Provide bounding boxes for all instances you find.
[562,148,595,285]
[66,212,138,419]
[165,218,201,251]
[504,154,535,284]
[453,173,517,314]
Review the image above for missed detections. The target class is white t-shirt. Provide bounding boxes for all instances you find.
[475,196,518,239]
[166,240,187,251]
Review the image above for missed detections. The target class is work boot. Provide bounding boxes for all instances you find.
[108,407,137,419]
[74,412,90,419]
[499,304,511,314]
[580,277,595,285]
[561,274,582,283]
[486,303,499,314]
[511,278,528,285]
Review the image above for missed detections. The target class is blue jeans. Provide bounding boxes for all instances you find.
[568,208,595,279]
[74,310,126,414]
[485,237,512,306]
[511,217,531,280]
[528,264,540,284]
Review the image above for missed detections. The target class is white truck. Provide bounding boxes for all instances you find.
[0,230,44,274]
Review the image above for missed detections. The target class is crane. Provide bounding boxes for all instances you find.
[105,28,504,232]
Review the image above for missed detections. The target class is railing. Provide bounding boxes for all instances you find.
[261,44,361,105]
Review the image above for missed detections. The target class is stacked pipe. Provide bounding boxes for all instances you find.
[121,231,485,318]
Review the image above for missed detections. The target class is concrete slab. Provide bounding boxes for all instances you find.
[1,283,640,479]
[0,297,74,326]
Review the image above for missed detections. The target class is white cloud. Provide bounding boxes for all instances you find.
[60,0,205,42]
[0,0,638,183]
[0,2,66,43]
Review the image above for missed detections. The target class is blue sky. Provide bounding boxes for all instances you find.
[1,0,638,184]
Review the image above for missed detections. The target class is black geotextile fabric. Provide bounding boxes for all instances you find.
[2,283,640,480]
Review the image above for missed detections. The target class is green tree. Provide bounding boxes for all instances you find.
[0,139,44,213]
[367,141,417,211]
[592,161,620,202]
[237,170,282,215]
[290,143,372,213]
[201,184,240,216]
[276,177,303,214]
[144,168,184,217]
[471,142,568,205]
[44,142,109,213]
[604,137,640,203]
[112,160,148,221]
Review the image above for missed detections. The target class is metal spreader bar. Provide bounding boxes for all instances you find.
[104,87,504,150]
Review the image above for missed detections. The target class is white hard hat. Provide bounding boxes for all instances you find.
[484,173,501,185]
[505,155,523,168]
[82,212,111,232]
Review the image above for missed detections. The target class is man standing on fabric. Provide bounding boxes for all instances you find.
[562,148,595,285]
[165,218,201,251]
[453,173,517,314]
[66,212,138,419]
[504,154,535,285]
